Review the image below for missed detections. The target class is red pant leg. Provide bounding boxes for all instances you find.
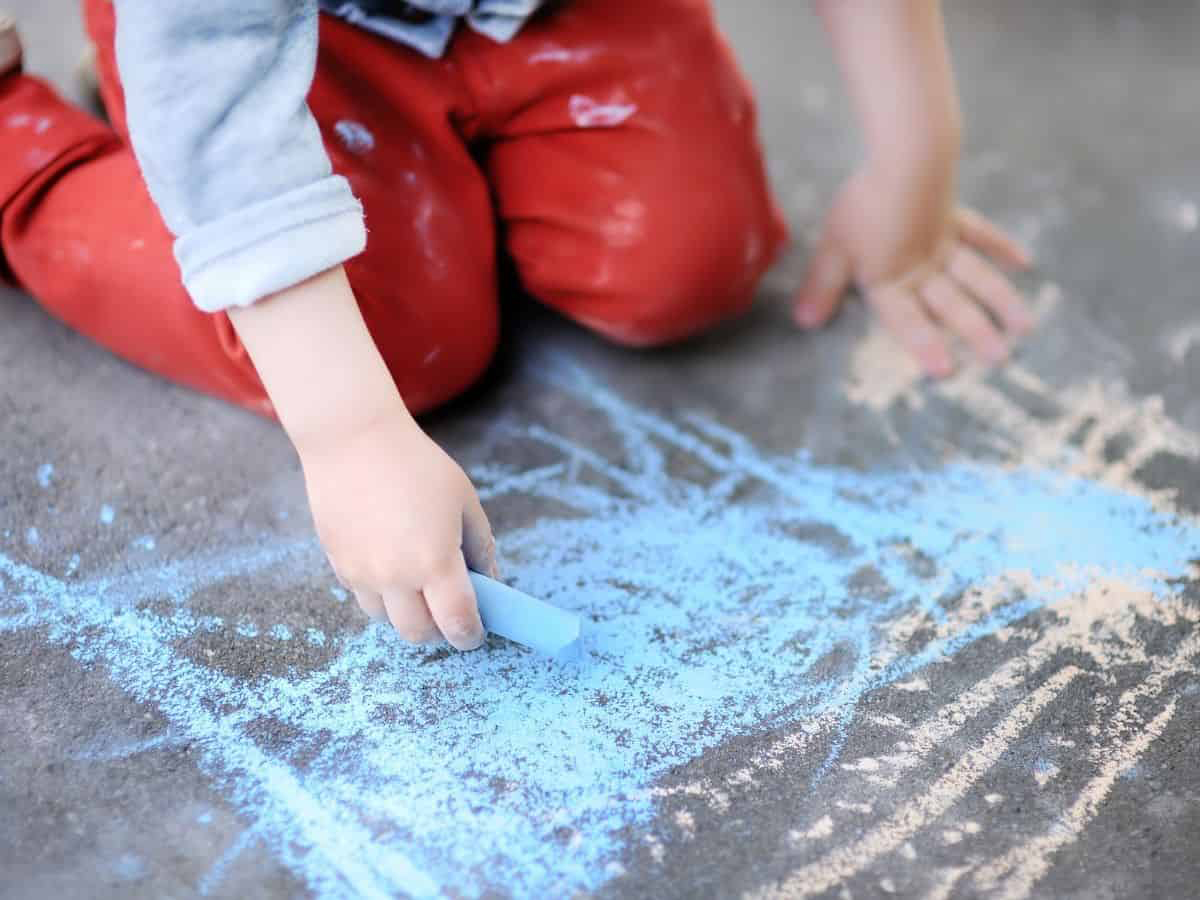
[0,2,499,417]
[468,0,789,347]
[0,72,269,411]
[310,15,500,413]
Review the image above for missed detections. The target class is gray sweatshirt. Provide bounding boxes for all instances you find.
[112,0,544,314]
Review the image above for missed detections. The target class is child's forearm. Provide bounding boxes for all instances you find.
[816,0,961,175]
[230,265,495,651]
[228,265,411,447]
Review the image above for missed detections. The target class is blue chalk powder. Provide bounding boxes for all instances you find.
[1,357,1198,899]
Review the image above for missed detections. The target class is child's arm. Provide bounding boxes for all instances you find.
[229,265,497,650]
[796,0,1034,376]
[111,1,494,649]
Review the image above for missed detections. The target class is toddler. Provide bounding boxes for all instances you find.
[0,1,1033,650]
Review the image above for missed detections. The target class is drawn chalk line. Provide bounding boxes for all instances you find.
[747,666,1084,899]
[0,552,440,900]
[939,370,1197,512]
[198,826,259,897]
[755,584,1198,900]
[72,731,184,762]
[974,696,1181,899]
[1164,320,1200,363]
[777,571,1190,888]
[738,568,1188,857]
[842,309,1197,514]
[924,862,974,900]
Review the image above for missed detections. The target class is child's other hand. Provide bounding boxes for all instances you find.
[792,167,1034,377]
[297,409,497,650]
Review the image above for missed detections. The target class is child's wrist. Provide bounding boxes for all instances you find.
[861,132,959,222]
[285,387,415,459]
[227,264,415,447]
[866,121,959,182]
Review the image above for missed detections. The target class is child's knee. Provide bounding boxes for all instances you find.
[536,202,786,349]
[353,271,500,416]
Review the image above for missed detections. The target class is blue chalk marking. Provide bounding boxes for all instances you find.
[2,356,1198,899]
[36,463,54,489]
[74,731,178,762]
[114,853,146,880]
[99,505,115,526]
[24,527,39,546]
[470,571,582,655]
[270,624,293,641]
[198,828,257,896]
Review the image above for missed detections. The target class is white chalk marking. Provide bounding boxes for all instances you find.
[334,120,374,154]
[748,667,1082,899]
[1031,760,1060,787]
[568,94,637,128]
[1164,321,1200,363]
[803,815,834,840]
[973,631,1199,899]
[925,864,973,900]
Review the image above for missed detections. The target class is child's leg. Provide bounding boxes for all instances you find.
[0,3,499,417]
[469,0,789,347]
[0,72,271,410]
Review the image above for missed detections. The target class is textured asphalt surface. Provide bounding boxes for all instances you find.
[2,2,1199,898]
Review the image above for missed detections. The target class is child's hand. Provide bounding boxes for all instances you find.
[793,167,1034,377]
[228,266,497,650]
[297,408,497,649]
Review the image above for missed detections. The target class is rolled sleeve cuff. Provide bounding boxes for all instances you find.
[175,175,367,314]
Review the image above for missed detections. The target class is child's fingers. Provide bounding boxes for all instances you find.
[921,274,1009,364]
[869,284,955,378]
[956,208,1033,270]
[793,230,852,329]
[461,492,499,579]
[423,559,485,652]
[947,244,1034,335]
[382,587,440,644]
[353,588,387,622]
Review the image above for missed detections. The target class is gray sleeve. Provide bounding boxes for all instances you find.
[113,0,366,313]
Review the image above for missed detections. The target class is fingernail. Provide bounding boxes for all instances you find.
[462,629,486,651]
[793,303,817,327]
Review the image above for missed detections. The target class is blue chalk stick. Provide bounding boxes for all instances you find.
[469,572,581,656]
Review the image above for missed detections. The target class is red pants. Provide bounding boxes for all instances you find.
[0,0,787,417]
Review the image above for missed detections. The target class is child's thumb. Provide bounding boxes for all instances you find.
[793,231,852,329]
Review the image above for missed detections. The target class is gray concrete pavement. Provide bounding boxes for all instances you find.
[2,2,1198,898]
